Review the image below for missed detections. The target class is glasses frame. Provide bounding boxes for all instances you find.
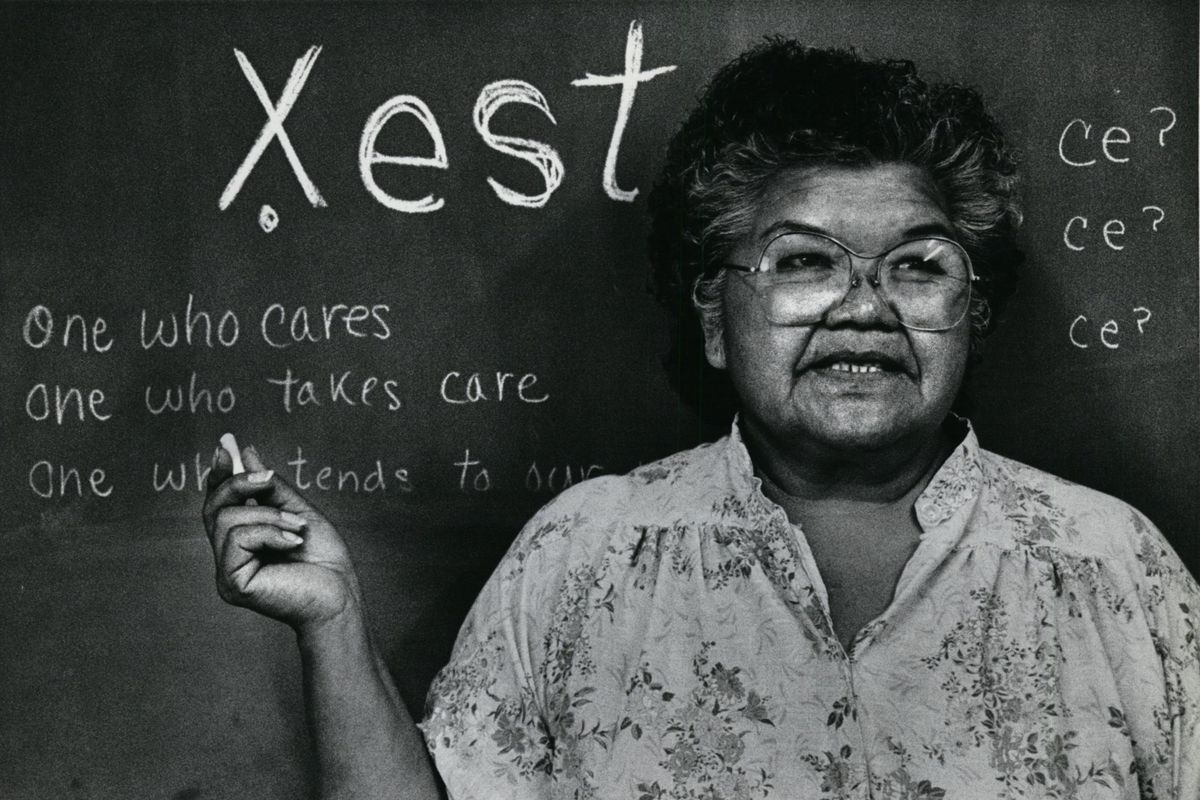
[716,230,982,332]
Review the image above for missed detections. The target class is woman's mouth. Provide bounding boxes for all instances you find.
[827,361,886,374]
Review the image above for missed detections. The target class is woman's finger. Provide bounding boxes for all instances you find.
[205,445,232,493]
[217,523,305,604]
[210,504,307,541]
[236,445,323,517]
[209,506,306,565]
[201,469,281,531]
[226,522,305,557]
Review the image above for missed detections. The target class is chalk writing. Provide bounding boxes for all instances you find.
[525,462,604,493]
[144,373,236,415]
[1062,207,1167,251]
[1142,205,1165,231]
[259,302,391,347]
[140,295,239,349]
[28,461,113,498]
[258,204,279,232]
[15,297,632,503]
[454,448,491,492]
[220,46,327,211]
[474,80,564,208]
[267,368,403,412]
[1057,106,1178,167]
[221,21,676,218]
[25,384,111,424]
[1149,106,1176,146]
[439,371,547,404]
[359,93,449,213]
[23,305,113,353]
[1068,307,1152,349]
[149,452,218,492]
[285,446,412,493]
[571,20,677,202]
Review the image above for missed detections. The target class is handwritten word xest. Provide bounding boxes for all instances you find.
[220,21,677,227]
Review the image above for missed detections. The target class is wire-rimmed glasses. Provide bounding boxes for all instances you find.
[718,230,979,332]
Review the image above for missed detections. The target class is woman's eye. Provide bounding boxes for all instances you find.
[892,257,944,275]
[776,252,834,271]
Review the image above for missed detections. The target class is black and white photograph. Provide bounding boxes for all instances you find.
[2,2,1197,798]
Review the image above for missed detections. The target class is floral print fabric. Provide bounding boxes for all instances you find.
[420,421,1200,799]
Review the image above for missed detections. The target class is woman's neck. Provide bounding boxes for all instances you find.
[741,415,956,504]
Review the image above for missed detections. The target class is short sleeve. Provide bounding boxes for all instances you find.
[1130,511,1200,799]
[419,506,576,800]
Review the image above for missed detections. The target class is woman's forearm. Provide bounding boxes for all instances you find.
[297,610,442,800]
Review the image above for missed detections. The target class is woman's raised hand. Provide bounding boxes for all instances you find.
[202,443,363,632]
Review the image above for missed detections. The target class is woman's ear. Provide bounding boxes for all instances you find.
[699,306,727,370]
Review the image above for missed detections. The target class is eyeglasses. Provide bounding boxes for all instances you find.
[718,231,979,332]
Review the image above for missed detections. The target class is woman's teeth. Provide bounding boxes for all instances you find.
[829,362,882,374]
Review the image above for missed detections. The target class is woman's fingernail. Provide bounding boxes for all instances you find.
[211,446,222,471]
[281,531,304,545]
[279,511,307,528]
[247,469,274,484]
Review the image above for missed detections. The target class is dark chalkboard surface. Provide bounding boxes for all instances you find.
[2,2,1196,797]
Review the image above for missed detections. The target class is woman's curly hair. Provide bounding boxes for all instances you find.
[648,40,1023,423]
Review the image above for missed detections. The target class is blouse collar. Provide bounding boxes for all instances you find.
[725,413,984,530]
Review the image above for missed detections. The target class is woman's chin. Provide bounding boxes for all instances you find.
[789,406,927,454]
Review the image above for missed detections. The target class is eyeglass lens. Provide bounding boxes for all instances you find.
[753,232,972,330]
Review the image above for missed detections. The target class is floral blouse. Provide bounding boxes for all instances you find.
[420,421,1200,799]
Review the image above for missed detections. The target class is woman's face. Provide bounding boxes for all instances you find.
[706,163,970,453]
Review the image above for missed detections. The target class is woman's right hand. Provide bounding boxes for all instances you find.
[202,443,362,633]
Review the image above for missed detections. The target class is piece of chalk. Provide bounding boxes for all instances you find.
[219,433,245,475]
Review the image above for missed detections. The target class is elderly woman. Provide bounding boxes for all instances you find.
[203,41,1199,799]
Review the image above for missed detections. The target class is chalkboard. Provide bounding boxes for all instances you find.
[2,3,1195,798]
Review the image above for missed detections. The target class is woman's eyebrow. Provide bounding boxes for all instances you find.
[756,219,957,243]
[900,222,957,239]
[756,220,830,241]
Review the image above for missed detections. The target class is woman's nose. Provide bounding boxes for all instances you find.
[822,263,902,328]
